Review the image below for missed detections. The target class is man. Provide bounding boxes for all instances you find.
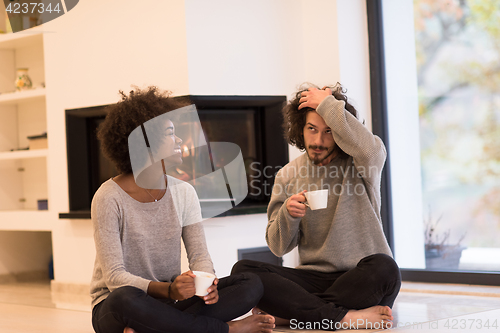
[232,83,401,330]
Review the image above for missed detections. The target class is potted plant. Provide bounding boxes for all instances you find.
[424,211,466,270]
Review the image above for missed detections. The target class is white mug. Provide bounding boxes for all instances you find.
[193,271,216,296]
[304,189,328,210]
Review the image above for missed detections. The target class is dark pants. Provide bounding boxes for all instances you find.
[231,253,401,327]
[92,272,263,333]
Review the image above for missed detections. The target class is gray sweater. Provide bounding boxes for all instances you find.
[266,95,393,272]
[90,176,214,309]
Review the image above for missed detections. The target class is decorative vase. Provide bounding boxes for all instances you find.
[15,68,33,91]
[425,245,466,270]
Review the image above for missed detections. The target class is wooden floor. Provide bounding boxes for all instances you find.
[1,281,500,332]
[0,281,93,333]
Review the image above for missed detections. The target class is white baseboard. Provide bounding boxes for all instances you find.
[50,280,92,312]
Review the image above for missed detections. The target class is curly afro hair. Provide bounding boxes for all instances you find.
[97,86,190,174]
[282,83,359,160]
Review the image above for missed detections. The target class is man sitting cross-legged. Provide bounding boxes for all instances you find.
[232,83,401,330]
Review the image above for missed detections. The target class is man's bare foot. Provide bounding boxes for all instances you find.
[252,307,290,326]
[228,314,275,333]
[123,328,136,333]
[340,305,393,329]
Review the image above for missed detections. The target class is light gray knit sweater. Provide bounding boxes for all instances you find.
[90,176,214,309]
[266,95,393,272]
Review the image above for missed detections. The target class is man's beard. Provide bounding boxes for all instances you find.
[307,145,336,165]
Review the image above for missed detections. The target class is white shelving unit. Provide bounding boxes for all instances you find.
[0,30,53,283]
[0,31,44,50]
[0,88,46,105]
[0,210,52,231]
[0,31,49,215]
[0,148,48,160]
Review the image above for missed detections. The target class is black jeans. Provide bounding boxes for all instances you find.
[231,253,401,327]
[92,272,263,333]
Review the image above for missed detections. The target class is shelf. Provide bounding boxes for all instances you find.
[59,211,91,219]
[0,30,43,50]
[0,210,52,231]
[0,88,46,105]
[0,149,48,160]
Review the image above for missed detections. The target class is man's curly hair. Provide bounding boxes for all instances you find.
[97,86,190,174]
[282,83,359,160]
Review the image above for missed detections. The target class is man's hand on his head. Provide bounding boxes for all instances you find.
[299,87,332,110]
[286,190,308,218]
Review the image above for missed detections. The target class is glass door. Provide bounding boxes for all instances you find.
[414,0,500,271]
[374,0,500,275]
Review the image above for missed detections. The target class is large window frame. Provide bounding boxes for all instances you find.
[366,0,500,286]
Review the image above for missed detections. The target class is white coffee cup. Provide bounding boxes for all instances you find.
[193,271,216,296]
[304,189,328,210]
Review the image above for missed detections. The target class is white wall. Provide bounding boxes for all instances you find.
[43,0,190,284]
[337,0,373,128]
[37,0,372,286]
[382,0,425,268]
[196,215,269,277]
[0,231,52,277]
[185,0,340,96]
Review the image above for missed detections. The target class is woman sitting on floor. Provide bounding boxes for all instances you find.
[90,86,275,333]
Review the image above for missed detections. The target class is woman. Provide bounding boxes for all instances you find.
[90,86,275,333]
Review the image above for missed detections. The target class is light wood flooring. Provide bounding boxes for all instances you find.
[1,281,500,332]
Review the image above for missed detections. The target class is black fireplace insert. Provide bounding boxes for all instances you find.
[60,95,289,219]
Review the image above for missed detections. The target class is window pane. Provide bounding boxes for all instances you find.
[414,0,500,271]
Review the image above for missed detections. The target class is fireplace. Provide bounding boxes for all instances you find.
[60,95,288,219]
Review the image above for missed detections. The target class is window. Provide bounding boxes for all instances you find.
[414,0,500,272]
[368,0,500,282]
